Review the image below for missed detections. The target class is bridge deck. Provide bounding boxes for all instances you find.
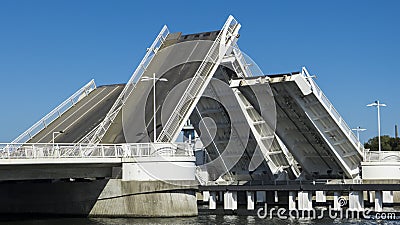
[101,30,233,144]
[27,84,124,143]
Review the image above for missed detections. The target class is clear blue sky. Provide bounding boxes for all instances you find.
[0,0,399,143]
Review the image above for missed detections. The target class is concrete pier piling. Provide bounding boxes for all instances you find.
[333,191,341,211]
[209,191,217,210]
[274,191,279,203]
[369,191,374,204]
[316,191,326,203]
[289,191,296,210]
[203,191,210,202]
[349,191,364,211]
[224,191,238,210]
[297,191,312,210]
[375,191,383,212]
[247,191,255,210]
[383,191,394,203]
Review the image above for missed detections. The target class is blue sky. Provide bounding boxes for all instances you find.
[0,0,399,143]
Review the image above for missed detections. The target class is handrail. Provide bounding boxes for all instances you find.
[79,25,170,145]
[364,151,400,162]
[302,67,364,157]
[0,142,193,159]
[11,80,96,144]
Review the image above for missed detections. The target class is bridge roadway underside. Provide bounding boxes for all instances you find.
[189,70,278,181]
[0,158,122,181]
[235,73,362,179]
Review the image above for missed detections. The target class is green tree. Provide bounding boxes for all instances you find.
[364,135,400,151]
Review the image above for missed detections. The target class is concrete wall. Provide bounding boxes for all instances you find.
[90,179,198,217]
[122,157,195,181]
[0,179,197,217]
[362,162,400,180]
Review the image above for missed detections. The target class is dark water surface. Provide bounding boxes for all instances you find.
[0,215,399,225]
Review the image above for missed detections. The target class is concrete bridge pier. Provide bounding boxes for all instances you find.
[247,191,255,210]
[375,190,383,212]
[289,191,296,210]
[316,191,326,203]
[209,191,217,210]
[274,191,279,203]
[369,191,374,204]
[203,191,210,202]
[383,191,394,203]
[297,191,312,210]
[333,191,342,211]
[224,191,237,210]
[348,191,364,211]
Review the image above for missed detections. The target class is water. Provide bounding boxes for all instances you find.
[0,215,399,225]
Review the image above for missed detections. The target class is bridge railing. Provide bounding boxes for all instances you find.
[0,143,193,159]
[364,150,400,162]
[302,67,364,156]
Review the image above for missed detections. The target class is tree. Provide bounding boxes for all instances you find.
[364,135,400,151]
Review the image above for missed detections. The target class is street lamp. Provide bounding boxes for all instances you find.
[352,126,367,141]
[52,130,64,149]
[141,73,168,142]
[367,100,386,153]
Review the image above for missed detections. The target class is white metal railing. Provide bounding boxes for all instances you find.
[364,150,400,162]
[11,80,96,144]
[157,15,240,142]
[302,67,364,156]
[0,142,193,160]
[80,25,170,144]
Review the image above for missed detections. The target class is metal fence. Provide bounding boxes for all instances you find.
[0,142,193,159]
[364,150,400,162]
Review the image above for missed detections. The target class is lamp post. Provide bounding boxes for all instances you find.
[367,100,386,154]
[141,73,168,142]
[352,126,367,141]
[52,130,64,149]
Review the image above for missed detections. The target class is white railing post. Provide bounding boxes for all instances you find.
[80,143,83,157]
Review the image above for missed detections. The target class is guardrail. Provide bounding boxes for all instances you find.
[0,142,193,159]
[11,80,96,144]
[364,150,400,162]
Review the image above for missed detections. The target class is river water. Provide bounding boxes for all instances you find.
[0,215,399,225]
